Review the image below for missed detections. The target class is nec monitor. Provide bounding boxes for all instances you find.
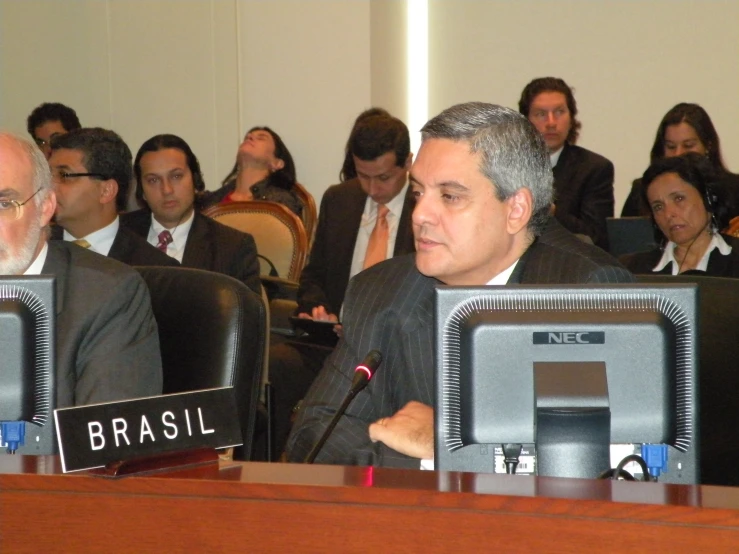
[0,276,56,455]
[434,284,698,485]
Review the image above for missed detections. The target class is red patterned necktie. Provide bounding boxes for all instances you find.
[157,230,173,252]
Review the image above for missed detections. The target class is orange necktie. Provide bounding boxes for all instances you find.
[363,204,390,269]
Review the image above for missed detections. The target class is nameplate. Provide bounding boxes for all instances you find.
[54,387,242,473]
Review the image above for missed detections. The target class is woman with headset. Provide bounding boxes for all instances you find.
[620,153,739,276]
[621,103,739,219]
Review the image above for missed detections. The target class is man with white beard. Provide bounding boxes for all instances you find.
[0,132,162,407]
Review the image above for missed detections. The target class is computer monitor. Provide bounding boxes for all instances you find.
[434,284,699,485]
[0,276,56,455]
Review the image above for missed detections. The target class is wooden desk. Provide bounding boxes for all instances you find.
[1,456,738,552]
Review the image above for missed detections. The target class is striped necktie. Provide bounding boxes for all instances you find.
[157,230,173,252]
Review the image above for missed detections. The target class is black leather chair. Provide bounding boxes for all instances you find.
[135,266,266,460]
[637,274,739,486]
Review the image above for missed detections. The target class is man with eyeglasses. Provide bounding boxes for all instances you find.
[26,102,81,160]
[48,128,177,267]
[0,132,163,407]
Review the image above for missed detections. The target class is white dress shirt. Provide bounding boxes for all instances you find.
[146,210,195,263]
[23,242,49,275]
[549,146,564,168]
[63,217,119,256]
[653,233,732,275]
[349,183,409,279]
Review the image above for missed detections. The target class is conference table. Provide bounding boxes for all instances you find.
[1,455,738,552]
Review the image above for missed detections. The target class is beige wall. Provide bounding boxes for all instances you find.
[1,0,738,213]
[428,0,739,212]
[0,0,372,205]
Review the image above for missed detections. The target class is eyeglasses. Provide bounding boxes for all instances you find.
[0,188,42,221]
[53,171,108,184]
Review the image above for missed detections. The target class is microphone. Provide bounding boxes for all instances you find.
[304,350,383,464]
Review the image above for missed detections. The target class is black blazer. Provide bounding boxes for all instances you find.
[50,224,179,267]
[620,234,739,278]
[297,179,416,315]
[120,209,261,295]
[285,218,634,467]
[552,143,614,250]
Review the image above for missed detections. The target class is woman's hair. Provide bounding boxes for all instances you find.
[649,103,726,171]
[339,107,391,182]
[133,134,205,207]
[641,152,730,241]
[221,126,296,191]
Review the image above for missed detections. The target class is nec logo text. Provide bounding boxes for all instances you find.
[532,332,605,345]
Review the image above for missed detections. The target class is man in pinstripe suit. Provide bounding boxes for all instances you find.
[285,102,633,468]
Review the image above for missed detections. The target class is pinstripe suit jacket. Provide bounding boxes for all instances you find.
[285,218,634,468]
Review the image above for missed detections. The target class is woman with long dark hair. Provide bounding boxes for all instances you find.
[202,126,301,216]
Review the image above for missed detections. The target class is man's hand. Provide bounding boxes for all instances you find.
[297,306,339,323]
[368,401,434,459]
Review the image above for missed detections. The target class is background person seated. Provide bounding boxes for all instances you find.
[620,153,739,277]
[202,127,302,217]
[121,134,261,295]
[0,132,163,407]
[26,102,81,159]
[48,128,178,267]
[519,77,615,250]
[621,103,739,219]
[269,110,416,455]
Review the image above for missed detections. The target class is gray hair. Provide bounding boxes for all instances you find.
[0,132,52,207]
[421,102,553,235]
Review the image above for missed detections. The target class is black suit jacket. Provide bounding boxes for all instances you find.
[43,241,163,407]
[285,218,634,467]
[50,224,179,267]
[297,179,416,315]
[620,234,739,277]
[552,143,614,250]
[120,209,261,295]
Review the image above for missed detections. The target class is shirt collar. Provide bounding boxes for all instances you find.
[367,181,409,219]
[486,259,519,285]
[653,232,732,274]
[24,242,49,275]
[63,217,119,256]
[549,145,564,168]
[150,209,195,247]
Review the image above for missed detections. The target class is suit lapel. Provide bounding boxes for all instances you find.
[181,213,212,268]
[337,180,368,266]
[41,241,69,315]
[394,187,416,256]
[108,228,131,263]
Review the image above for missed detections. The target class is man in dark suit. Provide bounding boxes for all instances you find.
[285,102,633,468]
[519,77,614,250]
[49,128,177,267]
[297,112,416,319]
[120,135,261,295]
[269,113,416,455]
[0,132,162,407]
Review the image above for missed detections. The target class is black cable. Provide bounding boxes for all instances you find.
[501,443,523,475]
[598,454,652,482]
[615,454,652,482]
